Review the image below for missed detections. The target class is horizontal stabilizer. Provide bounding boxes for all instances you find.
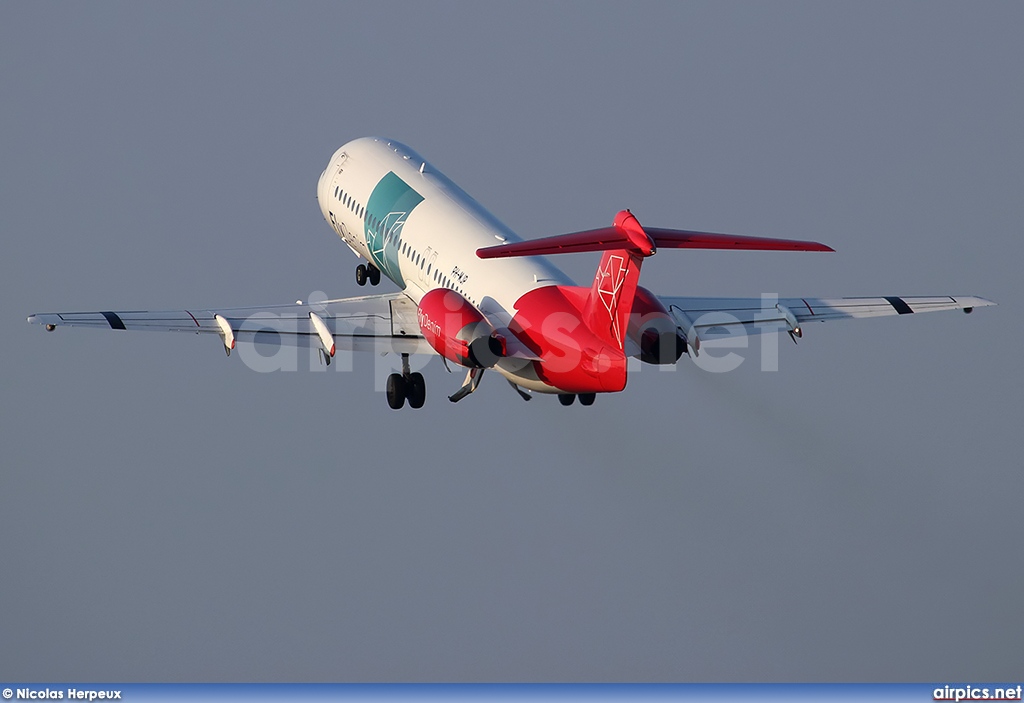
[477,221,833,259]
[646,228,833,252]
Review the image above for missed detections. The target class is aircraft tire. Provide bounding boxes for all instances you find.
[406,372,426,409]
[386,373,406,409]
[578,393,596,406]
[558,393,575,406]
[356,264,368,286]
[368,265,381,286]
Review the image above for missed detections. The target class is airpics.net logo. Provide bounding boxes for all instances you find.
[934,685,1024,701]
[227,291,799,380]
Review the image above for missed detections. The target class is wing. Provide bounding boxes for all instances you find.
[27,292,432,355]
[657,294,995,347]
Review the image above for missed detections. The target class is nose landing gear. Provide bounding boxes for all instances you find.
[356,263,381,286]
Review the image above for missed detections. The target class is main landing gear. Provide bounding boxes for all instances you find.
[557,393,596,406]
[386,354,426,410]
[558,393,596,406]
[356,262,381,286]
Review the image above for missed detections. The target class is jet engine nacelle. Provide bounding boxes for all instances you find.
[629,286,688,364]
[417,288,504,368]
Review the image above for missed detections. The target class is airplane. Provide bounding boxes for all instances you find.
[28,137,994,409]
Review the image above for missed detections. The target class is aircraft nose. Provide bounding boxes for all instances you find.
[316,164,333,222]
[316,167,328,203]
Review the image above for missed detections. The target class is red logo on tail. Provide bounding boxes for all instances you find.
[595,254,629,345]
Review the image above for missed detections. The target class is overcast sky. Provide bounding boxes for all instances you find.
[2,1,1021,682]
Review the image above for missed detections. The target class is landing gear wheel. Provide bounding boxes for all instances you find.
[406,372,426,409]
[578,393,596,406]
[386,373,406,409]
[368,265,381,286]
[558,393,576,406]
[355,264,368,286]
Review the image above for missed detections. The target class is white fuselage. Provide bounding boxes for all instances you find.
[315,137,579,391]
[317,137,572,308]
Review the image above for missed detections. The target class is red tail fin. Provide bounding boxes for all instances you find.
[583,211,652,350]
[584,247,644,351]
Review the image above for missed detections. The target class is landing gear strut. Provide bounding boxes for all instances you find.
[386,353,426,410]
[356,263,381,286]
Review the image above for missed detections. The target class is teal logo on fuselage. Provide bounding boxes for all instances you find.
[364,172,423,287]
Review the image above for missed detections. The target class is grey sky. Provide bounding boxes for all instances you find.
[2,1,1021,681]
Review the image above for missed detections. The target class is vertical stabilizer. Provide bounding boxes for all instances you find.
[584,248,644,351]
[583,211,652,351]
